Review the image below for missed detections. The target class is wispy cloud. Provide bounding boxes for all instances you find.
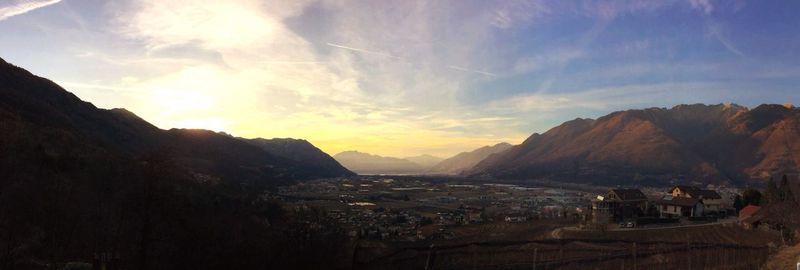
[705,21,744,57]
[447,65,496,77]
[11,0,790,157]
[688,0,714,14]
[57,81,139,92]
[326,42,401,59]
[486,81,742,114]
[0,0,61,21]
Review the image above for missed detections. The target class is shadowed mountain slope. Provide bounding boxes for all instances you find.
[245,138,355,177]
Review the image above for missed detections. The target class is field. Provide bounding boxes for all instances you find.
[354,222,780,270]
[559,223,778,247]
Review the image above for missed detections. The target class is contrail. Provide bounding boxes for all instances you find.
[0,0,62,21]
[326,42,402,59]
[448,65,497,77]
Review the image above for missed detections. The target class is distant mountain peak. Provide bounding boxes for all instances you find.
[404,154,444,169]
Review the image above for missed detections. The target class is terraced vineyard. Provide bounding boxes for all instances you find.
[560,223,778,247]
[355,223,779,270]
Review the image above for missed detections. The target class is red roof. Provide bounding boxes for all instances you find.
[738,205,761,221]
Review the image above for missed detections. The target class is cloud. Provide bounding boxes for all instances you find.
[447,65,496,77]
[102,0,531,157]
[688,0,714,14]
[486,82,741,114]
[511,48,585,75]
[326,42,401,60]
[490,0,551,29]
[0,0,61,21]
[60,0,764,157]
[705,21,744,57]
[116,0,286,50]
[57,81,139,92]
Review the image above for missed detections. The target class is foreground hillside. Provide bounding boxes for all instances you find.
[0,57,354,269]
[469,103,800,186]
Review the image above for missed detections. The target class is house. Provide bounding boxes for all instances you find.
[670,186,723,212]
[592,189,648,221]
[656,196,704,217]
[504,215,527,223]
[463,206,484,224]
[738,205,762,229]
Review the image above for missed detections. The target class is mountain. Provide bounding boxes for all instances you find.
[245,138,354,177]
[404,154,444,169]
[0,57,352,269]
[334,151,424,174]
[0,57,352,185]
[468,103,800,186]
[427,143,512,175]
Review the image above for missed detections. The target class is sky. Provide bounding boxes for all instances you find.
[2,0,800,158]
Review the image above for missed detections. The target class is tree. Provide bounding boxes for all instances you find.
[733,195,744,212]
[779,174,794,203]
[741,189,762,207]
[765,177,779,204]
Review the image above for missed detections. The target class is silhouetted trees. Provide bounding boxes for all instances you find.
[741,189,762,207]
[764,177,780,204]
[759,175,800,245]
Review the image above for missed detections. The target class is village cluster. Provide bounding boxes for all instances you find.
[277,177,589,241]
[276,177,746,242]
[591,186,728,223]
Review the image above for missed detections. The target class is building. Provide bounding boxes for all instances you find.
[738,205,762,229]
[592,189,648,221]
[670,186,723,212]
[656,196,704,217]
[463,206,484,224]
[504,215,527,223]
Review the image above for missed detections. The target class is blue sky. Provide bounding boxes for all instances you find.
[1,0,800,157]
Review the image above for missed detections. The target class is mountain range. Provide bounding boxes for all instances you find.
[428,142,512,175]
[333,151,425,174]
[4,56,799,188]
[468,103,800,186]
[0,57,353,188]
[0,57,359,269]
[332,145,515,176]
[404,154,444,169]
